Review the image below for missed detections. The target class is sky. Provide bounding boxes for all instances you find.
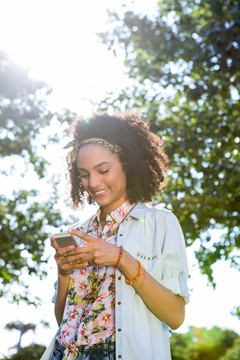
[0,0,134,116]
[0,0,240,356]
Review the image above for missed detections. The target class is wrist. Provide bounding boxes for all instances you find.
[58,267,71,277]
[117,249,139,280]
[115,246,124,267]
[125,260,142,284]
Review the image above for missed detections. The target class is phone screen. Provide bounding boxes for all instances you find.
[54,233,79,248]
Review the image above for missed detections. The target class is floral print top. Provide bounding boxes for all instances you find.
[56,200,134,360]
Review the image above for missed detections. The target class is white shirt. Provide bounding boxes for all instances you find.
[76,202,189,360]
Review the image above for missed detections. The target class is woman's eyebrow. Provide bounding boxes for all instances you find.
[78,161,111,172]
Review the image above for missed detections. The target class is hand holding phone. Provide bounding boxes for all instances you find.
[53,232,79,248]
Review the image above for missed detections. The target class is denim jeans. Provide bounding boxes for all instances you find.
[52,342,115,360]
[51,344,65,360]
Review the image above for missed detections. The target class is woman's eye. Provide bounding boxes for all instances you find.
[79,173,88,179]
[99,169,109,174]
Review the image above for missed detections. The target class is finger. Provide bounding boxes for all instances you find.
[88,258,94,266]
[60,254,91,267]
[56,254,90,269]
[65,249,78,256]
[51,237,76,257]
[58,246,77,257]
[73,261,89,268]
[66,252,91,264]
[71,260,92,268]
[50,236,59,250]
[68,229,99,243]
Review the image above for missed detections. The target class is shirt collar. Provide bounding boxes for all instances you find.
[128,202,149,219]
[90,200,135,227]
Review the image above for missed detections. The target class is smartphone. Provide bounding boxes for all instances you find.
[53,232,79,248]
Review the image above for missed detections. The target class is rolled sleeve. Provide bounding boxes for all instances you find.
[52,280,57,303]
[160,212,189,304]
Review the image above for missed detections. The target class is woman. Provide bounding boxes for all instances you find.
[50,112,189,360]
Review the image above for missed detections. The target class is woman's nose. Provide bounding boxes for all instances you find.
[89,174,100,189]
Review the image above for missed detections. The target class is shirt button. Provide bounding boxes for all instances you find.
[119,234,123,236]
[118,301,121,305]
[118,276,121,280]
[118,328,121,332]
[118,355,122,358]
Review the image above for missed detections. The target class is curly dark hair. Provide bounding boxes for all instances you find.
[66,111,169,208]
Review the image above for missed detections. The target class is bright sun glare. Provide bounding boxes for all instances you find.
[0,0,128,115]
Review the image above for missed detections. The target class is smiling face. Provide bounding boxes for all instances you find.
[76,144,128,217]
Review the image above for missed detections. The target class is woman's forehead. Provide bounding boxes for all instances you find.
[77,144,118,167]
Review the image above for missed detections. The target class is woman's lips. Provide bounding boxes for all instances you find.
[92,188,109,198]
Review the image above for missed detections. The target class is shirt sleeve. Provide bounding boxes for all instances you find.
[160,212,189,304]
[52,280,57,303]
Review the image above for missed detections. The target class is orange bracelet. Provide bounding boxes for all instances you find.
[115,246,124,267]
[125,260,142,285]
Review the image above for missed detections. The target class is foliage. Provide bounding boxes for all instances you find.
[5,321,37,351]
[219,337,240,360]
[99,0,240,282]
[170,326,239,359]
[0,50,74,304]
[4,320,49,356]
[0,189,62,304]
[231,306,240,320]
[7,344,46,360]
[5,321,37,332]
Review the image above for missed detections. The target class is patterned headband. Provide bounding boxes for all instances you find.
[64,137,121,163]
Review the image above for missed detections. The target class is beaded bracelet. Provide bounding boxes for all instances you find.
[115,246,124,268]
[125,260,142,285]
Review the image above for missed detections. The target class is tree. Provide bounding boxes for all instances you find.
[170,326,239,360]
[5,320,49,352]
[99,0,240,282]
[5,321,37,352]
[0,50,74,303]
[232,306,240,320]
[219,338,240,360]
[8,344,46,360]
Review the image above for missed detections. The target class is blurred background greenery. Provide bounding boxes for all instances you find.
[0,0,239,358]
